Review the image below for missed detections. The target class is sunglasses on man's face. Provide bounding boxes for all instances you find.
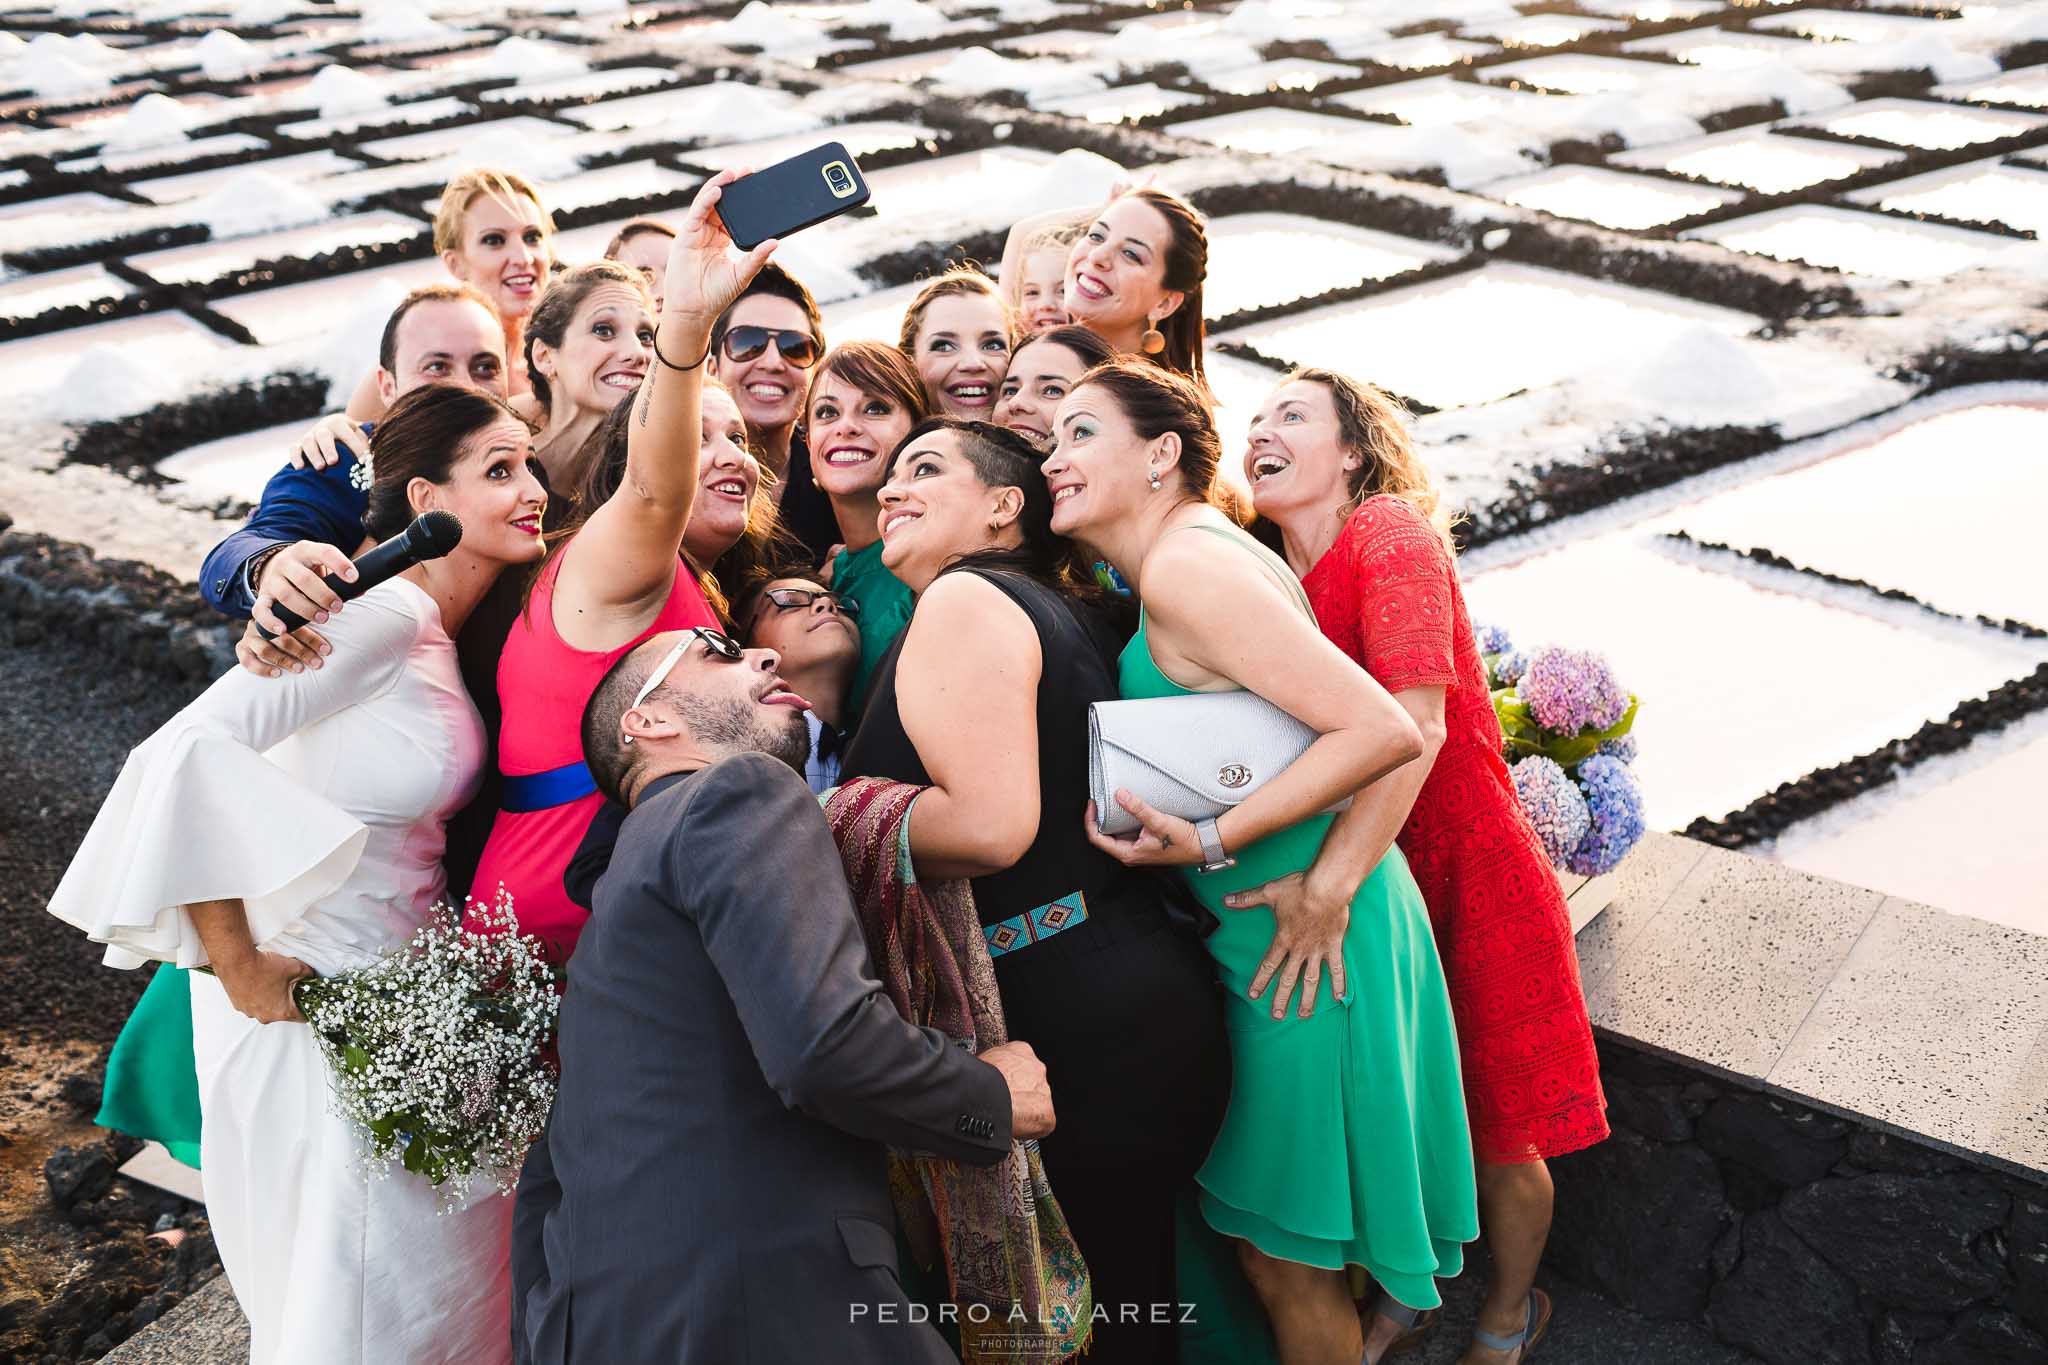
[755,586,860,623]
[721,325,819,368]
[631,627,744,712]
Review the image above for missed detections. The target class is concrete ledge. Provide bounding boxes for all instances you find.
[1574,833,2048,1183]
[101,1275,245,1365]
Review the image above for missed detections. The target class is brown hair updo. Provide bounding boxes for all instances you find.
[361,383,526,541]
[897,268,1015,357]
[810,340,932,427]
[522,261,652,415]
[1128,189,1208,386]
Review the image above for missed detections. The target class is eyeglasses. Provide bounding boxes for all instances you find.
[754,586,860,623]
[721,325,819,368]
[630,627,743,712]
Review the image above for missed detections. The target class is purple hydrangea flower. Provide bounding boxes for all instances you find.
[1512,756,1591,866]
[1568,754,1646,876]
[1475,623,1513,656]
[1495,649,1529,688]
[1520,646,1630,735]
[1597,734,1638,765]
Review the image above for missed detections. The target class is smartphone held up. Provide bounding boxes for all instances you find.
[715,142,873,250]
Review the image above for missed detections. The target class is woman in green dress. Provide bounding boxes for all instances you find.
[807,341,932,712]
[1043,356,1478,1365]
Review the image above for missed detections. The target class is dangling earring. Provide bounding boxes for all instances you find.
[1140,326,1166,355]
[1148,470,1163,491]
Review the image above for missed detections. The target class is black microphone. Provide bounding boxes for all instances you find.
[256,511,464,639]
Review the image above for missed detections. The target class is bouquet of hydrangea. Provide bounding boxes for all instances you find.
[1481,625,1645,876]
[292,887,560,1207]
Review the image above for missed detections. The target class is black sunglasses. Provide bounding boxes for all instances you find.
[721,325,819,368]
[756,586,860,622]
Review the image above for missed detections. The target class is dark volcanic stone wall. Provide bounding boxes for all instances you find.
[1550,1040,2048,1365]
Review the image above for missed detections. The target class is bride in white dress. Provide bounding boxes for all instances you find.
[49,382,549,1365]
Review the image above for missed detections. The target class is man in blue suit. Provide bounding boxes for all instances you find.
[199,281,508,676]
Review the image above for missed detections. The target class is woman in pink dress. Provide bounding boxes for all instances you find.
[466,172,779,959]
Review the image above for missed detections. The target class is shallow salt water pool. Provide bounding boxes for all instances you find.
[155,420,310,504]
[1766,712,2048,934]
[126,212,426,289]
[1683,204,2023,279]
[1612,126,1905,193]
[1215,262,1758,410]
[1801,97,2047,151]
[1201,213,1456,318]
[1842,160,2048,235]
[1484,165,1743,229]
[208,256,447,345]
[1655,402,2048,628]
[1463,528,2048,832]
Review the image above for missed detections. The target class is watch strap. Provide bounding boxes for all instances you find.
[1195,816,1232,871]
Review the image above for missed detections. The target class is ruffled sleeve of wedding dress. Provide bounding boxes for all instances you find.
[47,584,427,968]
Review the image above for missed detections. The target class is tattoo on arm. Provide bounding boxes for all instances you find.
[637,383,652,429]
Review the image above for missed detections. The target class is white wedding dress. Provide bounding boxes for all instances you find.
[49,579,513,1365]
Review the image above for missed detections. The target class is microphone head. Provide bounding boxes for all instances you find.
[408,510,464,561]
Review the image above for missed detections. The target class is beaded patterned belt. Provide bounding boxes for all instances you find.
[983,891,1089,959]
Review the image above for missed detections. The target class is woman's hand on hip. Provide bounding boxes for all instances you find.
[1084,791,1202,869]
[1224,872,1350,1019]
[214,950,314,1025]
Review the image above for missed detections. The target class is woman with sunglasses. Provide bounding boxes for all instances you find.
[839,418,1229,1365]
[705,263,842,564]
[464,173,777,963]
[806,340,932,713]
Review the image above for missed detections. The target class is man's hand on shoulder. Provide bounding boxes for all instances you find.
[978,1040,1054,1140]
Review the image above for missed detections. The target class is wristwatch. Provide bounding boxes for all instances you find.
[1194,817,1235,874]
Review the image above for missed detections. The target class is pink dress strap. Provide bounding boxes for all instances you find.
[466,547,716,958]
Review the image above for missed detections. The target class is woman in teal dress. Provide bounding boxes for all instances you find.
[806,340,932,712]
[1043,356,1478,1364]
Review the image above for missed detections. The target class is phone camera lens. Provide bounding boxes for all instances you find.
[829,169,850,188]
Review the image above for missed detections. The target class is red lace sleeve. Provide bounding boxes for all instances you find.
[1348,496,1459,694]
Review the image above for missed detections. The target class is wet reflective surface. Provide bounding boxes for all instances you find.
[1486,164,1744,229]
[1613,127,1906,193]
[1217,262,1758,409]
[1202,212,1457,317]
[1844,159,2048,234]
[1684,204,2023,279]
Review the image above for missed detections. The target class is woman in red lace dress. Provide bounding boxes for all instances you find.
[1234,367,1608,1365]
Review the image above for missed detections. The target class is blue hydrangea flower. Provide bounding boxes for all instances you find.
[1495,649,1529,688]
[1597,734,1638,765]
[1512,756,1590,866]
[1520,646,1630,735]
[1475,623,1513,656]
[1568,754,1646,875]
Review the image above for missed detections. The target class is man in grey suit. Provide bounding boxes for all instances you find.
[513,626,1054,1365]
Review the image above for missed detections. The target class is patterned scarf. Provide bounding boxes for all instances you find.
[823,777,1093,1364]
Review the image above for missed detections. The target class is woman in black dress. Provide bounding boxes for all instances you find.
[841,417,1228,1364]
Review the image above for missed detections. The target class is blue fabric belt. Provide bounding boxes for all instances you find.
[983,891,1089,959]
[500,761,597,813]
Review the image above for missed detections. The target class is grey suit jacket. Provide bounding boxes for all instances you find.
[512,752,1011,1365]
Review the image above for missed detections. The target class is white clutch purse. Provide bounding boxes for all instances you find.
[1087,691,1316,837]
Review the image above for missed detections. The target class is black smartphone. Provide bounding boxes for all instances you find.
[715,141,872,250]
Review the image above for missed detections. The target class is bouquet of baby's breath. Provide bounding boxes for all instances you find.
[292,887,560,1207]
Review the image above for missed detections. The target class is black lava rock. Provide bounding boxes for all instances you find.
[1698,1094,1852,1188]
[43,1145,116,1214]
[1709,1210,1872,1365]
[1781,1173,2009,1312]
[1603,1072,1695,1144]
[1848,1132,1967,1177]
[1547,1129,1731,1320]
[1924,1308,2048,1365]
[2012,1198,2048,1338]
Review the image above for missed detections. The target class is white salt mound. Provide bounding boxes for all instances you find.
[840,0,949,39]
[1601,326,1785,427]
[47,343,166,423]
[103,93,193,151]
[358,4,450,44]
[196,30,261,81]
[311,64,389,119]
[229,0,302,24]
[189,171,331,237]
[485,37,588,80]
[926,47,1105,103]
[707,3,825,53]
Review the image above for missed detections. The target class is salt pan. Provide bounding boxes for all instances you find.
[196,31,261,81]
[923,47,1106,104]
[309,64,390,119]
